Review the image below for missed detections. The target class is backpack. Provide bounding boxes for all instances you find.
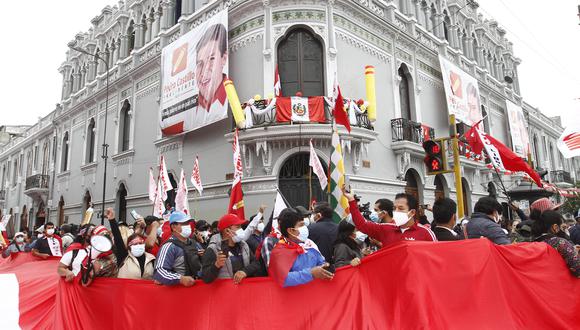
[163,238,201,277]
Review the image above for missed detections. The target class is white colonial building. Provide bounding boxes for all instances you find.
[0,0,577,234]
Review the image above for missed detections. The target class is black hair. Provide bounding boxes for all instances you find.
[195,220,210,231]
[196,24,227,56]
[334,221,360,252]
[374,199,394,217]
[61,224,72,234]
[473,197,502,215]
[529,208,542,222]
[314,202,333,219]
[45,222,55,228]
[144,216,161,226]
[278,208,303,238]
[532,210,563,237]
[433,198,457,225]
[395,193,418,211]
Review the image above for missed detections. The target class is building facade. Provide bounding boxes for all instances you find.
[1,0,578,234]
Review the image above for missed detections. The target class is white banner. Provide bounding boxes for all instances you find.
[160,9,228,135]
[439,55,483,126]
[506,100,530,158]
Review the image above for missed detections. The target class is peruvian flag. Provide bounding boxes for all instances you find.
[333,75,351,132]
[159,155,173,200]
[274,64,282,97]
[190,156,203,195]
[148,168,157,203]
[276,96,325,123]
[466,125,543,187]
[228,129,245,220]
[175,169,190,215]
[557,122,580,158]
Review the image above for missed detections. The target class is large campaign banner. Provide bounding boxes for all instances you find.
[506,100,530,157]
[160,9,228,135]
[439,55,483,127]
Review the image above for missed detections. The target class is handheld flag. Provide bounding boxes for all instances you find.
[175,169,190,215]
[330,130,350,222]
[228,129,245,220]
[148,168,157,203]
[190,156,203,195]
[332,75,351,132]
[309,139,328,190]
[159,155,173,199]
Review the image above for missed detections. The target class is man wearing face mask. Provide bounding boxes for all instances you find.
[465,197,510,245]
[117,234,156,280]
[32,222,63,258]
[246,217,265,255]
[1,232,27,258]
[201,214,262,284]
[307,202,339,263]
[57,224,94,282]
[154,211,200,286]
[344,188,436,248]
[370,199,394,223]
[269,208,333,287]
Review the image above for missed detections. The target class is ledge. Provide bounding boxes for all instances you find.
[225,124,378,144]
[391,140,424,158]
[80,162,98,171]
[111,149,135,162]
[56,171,70,179]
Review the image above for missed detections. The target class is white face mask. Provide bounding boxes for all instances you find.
[303,217,311,227]
[296,225,309,242]
[130,244,146,258]
[393,211,411,227]
[355,231,367,243]
[201,230,210,240]
[15,237,24,243]
[232,228,245,243]
[257,223,265,233]
[46,229,55,236]
[180,225,192,238]
[157,226,163,237]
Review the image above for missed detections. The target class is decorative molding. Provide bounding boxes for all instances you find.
[230,32,264,53]
[335,30,391,63]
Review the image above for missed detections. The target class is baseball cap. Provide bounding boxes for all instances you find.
[530,198,562,213]
[217,214,246,232]
[294,206,312,217]
[169,211,191,224]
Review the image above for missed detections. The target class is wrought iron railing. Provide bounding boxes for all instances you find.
[25,174,49,191]
[550,170,573,184]
[390,118,434,144]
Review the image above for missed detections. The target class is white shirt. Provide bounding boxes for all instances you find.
[59,249,88,276]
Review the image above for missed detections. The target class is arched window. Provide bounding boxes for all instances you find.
[119,100,131,152]
[61,132,69,172]
[26,151,33,178]
[116,184,127,223]
[277,28,324,97]
[398,64,414,121]
[127,21,135,54]
[430,5,437,35]
[278,153,328,209]
[86,118,96,163]
[404,169,423,205]
[41,141,49,176]
[443,12,451,42]
[434,174,448,201]
[165,173,178,209]
[461,178,471,216]
[58,197,65,226]
[82,191,92,216]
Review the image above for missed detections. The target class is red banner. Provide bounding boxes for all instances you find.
[1,240,579,329]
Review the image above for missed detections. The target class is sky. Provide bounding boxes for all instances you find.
[1,0,579,127]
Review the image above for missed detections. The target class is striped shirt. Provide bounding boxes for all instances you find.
[153,237,188,285]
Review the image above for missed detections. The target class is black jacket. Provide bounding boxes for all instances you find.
[333,242,362,268]
[465,212,510,245]
[433,226,460,241]
[308,217,338,262]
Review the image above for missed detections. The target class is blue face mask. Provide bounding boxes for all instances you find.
[369,211,380,223]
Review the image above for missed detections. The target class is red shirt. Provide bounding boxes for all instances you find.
[349,200,437,247]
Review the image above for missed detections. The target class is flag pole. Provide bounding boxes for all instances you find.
[450,115,465,219]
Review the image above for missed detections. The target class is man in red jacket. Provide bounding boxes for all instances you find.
[343,187,436,247]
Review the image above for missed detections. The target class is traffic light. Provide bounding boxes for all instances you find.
[423,139,448,175]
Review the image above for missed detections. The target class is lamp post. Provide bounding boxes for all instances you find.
[68,44,109,225]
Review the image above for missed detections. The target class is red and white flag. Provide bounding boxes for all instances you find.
[159,155,173,200]
[148,168,157,203]
[275,96,325,123]
[153,179,166,218]
[332,75,351,132]
[175,168,190,215]
[274,64,282,97]
[228,129,245,220]
[190,156,203,195]
[557,122,580,158]
[309,139,328,190]
[466,125,542,187]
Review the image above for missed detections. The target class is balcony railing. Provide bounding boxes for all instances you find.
[25,174,49,191]
[0,190,5,201]
[550,170,573,185]
[391,118,434,144]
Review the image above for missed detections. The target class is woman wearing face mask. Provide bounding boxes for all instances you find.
[532,211,580,278]
[201,213,262,284]
[117,234,156,280]
[80,225,118,287]
[333,222,364,268]
[1,232,27,258]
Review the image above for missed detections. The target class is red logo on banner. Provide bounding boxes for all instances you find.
[171,43,188,76]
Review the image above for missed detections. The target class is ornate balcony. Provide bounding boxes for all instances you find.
[550,170,573,187]
[24,174,49,199]
[390,118,435,180]
[390,118,434,145]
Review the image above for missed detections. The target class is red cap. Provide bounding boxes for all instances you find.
[218,214,246,232]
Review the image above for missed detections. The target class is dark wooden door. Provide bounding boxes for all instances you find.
[279,153,328,209]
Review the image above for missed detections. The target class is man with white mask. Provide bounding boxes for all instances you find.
[343,188,437,248]
[153,211,200,286]
[32,222,63,258]
[201,213,262,284]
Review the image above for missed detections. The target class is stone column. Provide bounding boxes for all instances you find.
[413,0,421,20]
[153,10,161,36]
[475,45,484,66]
[466,37,474,59]
[424,8,432,31]
[400,0,408,15]
[135,23,144,49]
[146,16,153,43]
[114,39,121,62]
[186,0,195,15]
[435,14,444,39]
[88,60,96,81]
[98,50,107,74]
[72,71,81,93]
[161,1,171,30]
[120,35,128,59]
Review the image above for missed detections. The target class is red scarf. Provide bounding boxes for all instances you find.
[268,237,305,287]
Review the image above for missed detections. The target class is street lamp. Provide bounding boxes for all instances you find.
[68,43,109,225]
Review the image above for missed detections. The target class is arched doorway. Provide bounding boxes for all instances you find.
[165,173,178,210]
[434,174,448,201]
[116,184,128,223]
[20,205,28,232]
[278,153,328,209]
[58,197,65,226]
[36,201,46,228]
[461,178,472,216]
[82,191,92,215]
[404,169,423,204]
[277,28,324,97]
[487,182,498,198]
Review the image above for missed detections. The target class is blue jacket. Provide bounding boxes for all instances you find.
[465,212,510,245]
[570,224,580,245]
[284,248,325,287]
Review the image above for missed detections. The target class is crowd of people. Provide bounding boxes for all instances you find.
[1,188,579,287]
